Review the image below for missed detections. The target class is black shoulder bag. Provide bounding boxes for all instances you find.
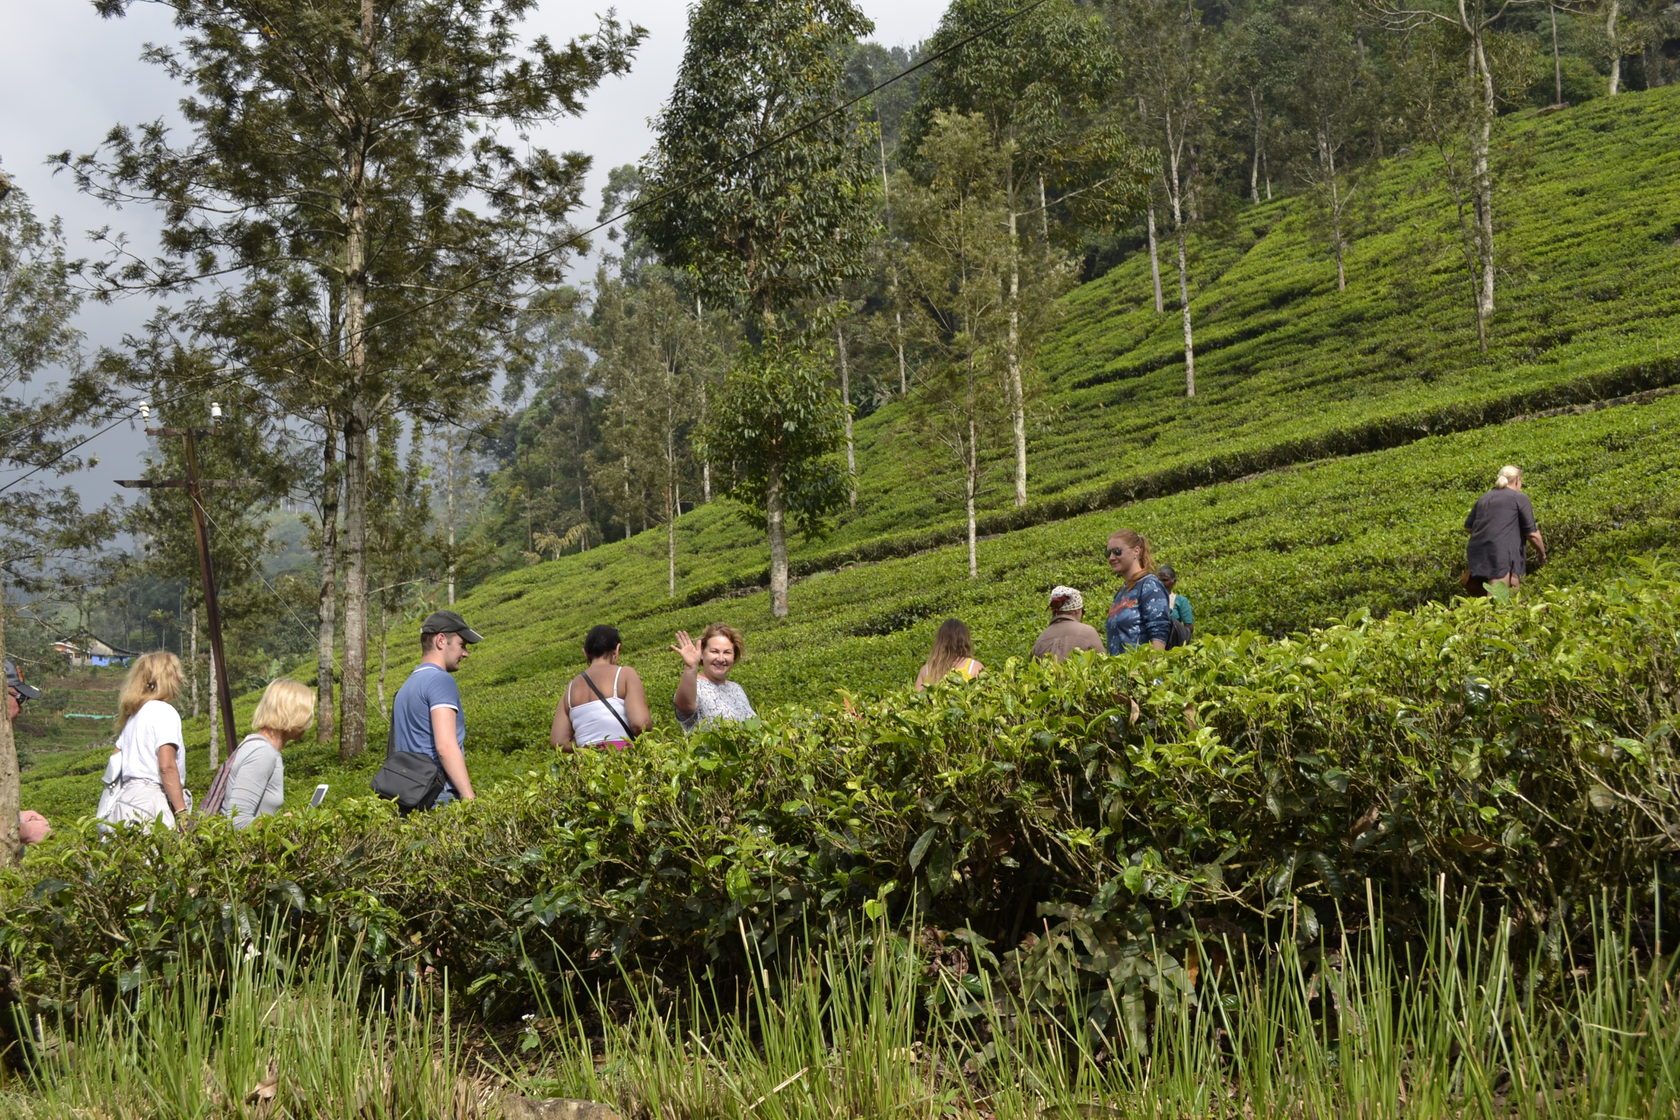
[370,714,446,811]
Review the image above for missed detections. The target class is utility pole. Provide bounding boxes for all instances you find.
[117,405,256,768]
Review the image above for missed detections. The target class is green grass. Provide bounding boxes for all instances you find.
[7,896,1674,1118]
[0,932,479,1118]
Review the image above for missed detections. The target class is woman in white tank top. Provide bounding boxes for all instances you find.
[550,625,652,750]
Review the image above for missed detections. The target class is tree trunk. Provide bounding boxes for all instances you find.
[767,456,789,618]
[1006,202,1027,508]
[189,605,200,719]
[694,292,713,503]
[1176,222,1196,397]
[316,421,339,747]
[445,441,456,605]
[837,322,857,506]
[966,414,979,580]
[207,643,220,774]
[1038,172,1050,240]
[0,584,19,868]
[339,408,370,762]
[1470,26,1497,347]
[377,600,389,717]
[1607,0,1622,96]
[1550,4,1565,106]
[1322,129,1348,292]
[1165,128,1196,397]
[666,424,679,598]
[1249,90,1263,205]
[667,482,678,598]
[1146,203,1165,314]
[336,0,376,763]
[894,306,909,396]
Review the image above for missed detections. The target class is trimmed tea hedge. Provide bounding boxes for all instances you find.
[4,566,1676,1024]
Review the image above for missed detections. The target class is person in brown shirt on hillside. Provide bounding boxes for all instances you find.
[1030,586,1104,661]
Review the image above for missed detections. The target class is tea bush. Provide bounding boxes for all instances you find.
[5,567,1676,1026]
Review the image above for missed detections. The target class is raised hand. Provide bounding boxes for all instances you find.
[671,630,702,670]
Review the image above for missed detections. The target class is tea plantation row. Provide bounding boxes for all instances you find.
[5,566,1676,1025]
[821,84,1680,553]
[16,389,1678,826]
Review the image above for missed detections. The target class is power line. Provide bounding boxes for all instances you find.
[194,502,319,646]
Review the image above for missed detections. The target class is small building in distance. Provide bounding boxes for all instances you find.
[53,636,138,669]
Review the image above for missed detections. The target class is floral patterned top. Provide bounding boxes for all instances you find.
[677,677,756,733]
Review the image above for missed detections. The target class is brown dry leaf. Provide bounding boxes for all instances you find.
[1347,804,1381,842]
[246,1059,280,1118]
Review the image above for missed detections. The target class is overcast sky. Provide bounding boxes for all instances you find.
[0,0,951,507]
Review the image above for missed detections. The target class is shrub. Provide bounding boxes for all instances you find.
[4,567,1677,1028]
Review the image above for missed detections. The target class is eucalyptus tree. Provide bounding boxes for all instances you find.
[66,0,641,760]
[639,0,877,618]
[845,42,927,403]
[1373,0,1548,351]
[587,270,709,596]
[892,112,1020,580]
[1273,0,1380,291]
[1601,0,1664,94]
[905,0,1127,500]
[1106,0,1217,398]
[0,172,115,866]
[1220,1,1290,206]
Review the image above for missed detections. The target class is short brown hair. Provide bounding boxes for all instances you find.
[699,623,744,661]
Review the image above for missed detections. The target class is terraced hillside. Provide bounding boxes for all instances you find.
[19,86,1680,822]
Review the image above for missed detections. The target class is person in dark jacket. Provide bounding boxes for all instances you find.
[1464,464,1546,595]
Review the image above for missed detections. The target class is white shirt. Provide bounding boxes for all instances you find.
[114,699,185,786]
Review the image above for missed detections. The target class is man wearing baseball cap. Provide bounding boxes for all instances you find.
[1029,586,1103,662]
[389,610,483,807]
[7,658,52,850]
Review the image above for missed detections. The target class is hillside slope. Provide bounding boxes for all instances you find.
[18,87,1680,821]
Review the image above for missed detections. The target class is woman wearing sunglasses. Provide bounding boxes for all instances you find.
[1103,530,1171,653]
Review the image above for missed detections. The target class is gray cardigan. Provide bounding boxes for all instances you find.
[222,733,285,828]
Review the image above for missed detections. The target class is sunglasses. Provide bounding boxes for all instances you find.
[1106,546,1129,557]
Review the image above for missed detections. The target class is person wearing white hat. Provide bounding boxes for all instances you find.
[1030,586,1103,661]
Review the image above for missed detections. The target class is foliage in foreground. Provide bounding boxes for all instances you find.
[4,566,1676,1032]
[4,899,1678,1119]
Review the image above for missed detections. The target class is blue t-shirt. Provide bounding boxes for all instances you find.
[1106,573,1172,653]
[391,664,465,798]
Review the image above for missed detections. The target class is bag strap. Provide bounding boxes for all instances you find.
[578,671,636,742]
[200,733,256,816]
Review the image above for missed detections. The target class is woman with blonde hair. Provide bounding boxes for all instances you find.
[98,651,188,830]
[915,619,984,690]
[201,679,315,827]
[671,623,756,732]
[1104,529,1172,653]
